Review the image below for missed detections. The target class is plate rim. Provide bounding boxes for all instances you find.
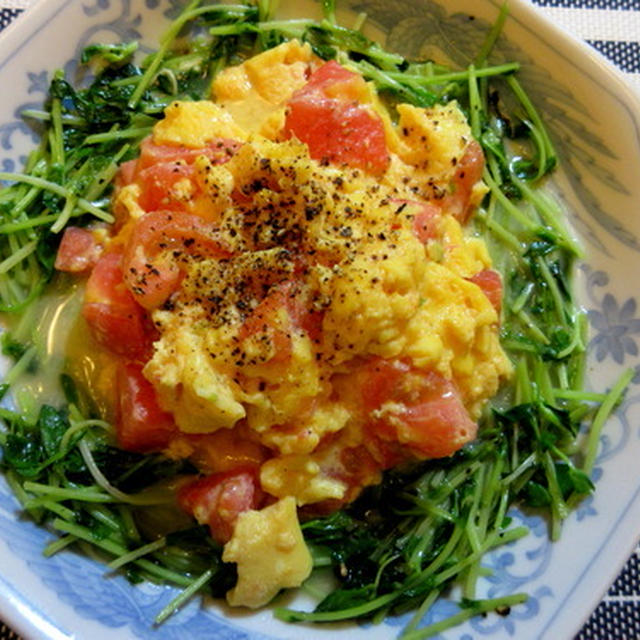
[0,1,639,639]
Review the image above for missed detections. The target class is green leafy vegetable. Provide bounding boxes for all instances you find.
[0,0,631,636]
[81,42,139,64]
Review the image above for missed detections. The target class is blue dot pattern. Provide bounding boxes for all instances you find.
[610,551,640,596]
[0,3,639,640]
[576,601,640,639]
[588,40,640,73]
[575,553,640,639]
[0,8,20,31]
[532,0,640,9]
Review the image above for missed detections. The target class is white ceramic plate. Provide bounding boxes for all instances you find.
[1,1,640,639]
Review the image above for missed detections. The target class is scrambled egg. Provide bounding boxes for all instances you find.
[223,496,312,608]
[109,40,511,607]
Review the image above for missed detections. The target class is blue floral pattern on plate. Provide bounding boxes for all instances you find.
[0,1,639,639]
[582,265,640,365]
[0,482,277,640]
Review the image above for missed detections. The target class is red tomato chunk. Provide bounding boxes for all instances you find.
[361,358,477,460]
[441,140,485,223]
[82,251,151,359]
[238,281,324,362]
[117,137,241,188]
[54,226,103,273]
[136,161,198,213]
[115,137,242,220]
[178,469,264,545]
[284,61,390,175]
[122,210,232,310]
[468,268,503,313]
[116,360,176,453]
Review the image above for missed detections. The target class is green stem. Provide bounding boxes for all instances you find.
[0,241,37,275]
[108,537,167,570]
[129,3,253,109]
[51,518,193,587]
[23,482,114,503]
[154,568,214,625]
[84,127,152,145]
[400,594,528,640]
[0,172,113,223]
[275,589,400,623]
[475,3,509,66]
[385,63,519,86]
[583,368,634,474]
[43,534,77,557]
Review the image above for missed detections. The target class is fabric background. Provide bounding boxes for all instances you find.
[0,0,638,638]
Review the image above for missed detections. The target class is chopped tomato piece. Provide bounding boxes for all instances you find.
[136,161,198,213]
[360,358,410,412]
[136,137,241,173]
[441,140,485,223]
[284,61,389,175]
[116,136,241,188]
[360,358,477,460]
[82,251,151,358]
[122,210,232,310]
[286,283,325,344]
[468,268,502,313]
[178,469,263,544]
[411,202,441,243]
[285,99,389,174]
[390,200,442,243]
[115,137,242,220]
[238,284,297,363]
[116,361,176,452]
[238,281,324,362]
[54,226,103,273]
[301,59,356,92]
[401,386,477,458]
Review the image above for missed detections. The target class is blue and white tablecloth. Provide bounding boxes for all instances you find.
[0,1,639,639]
